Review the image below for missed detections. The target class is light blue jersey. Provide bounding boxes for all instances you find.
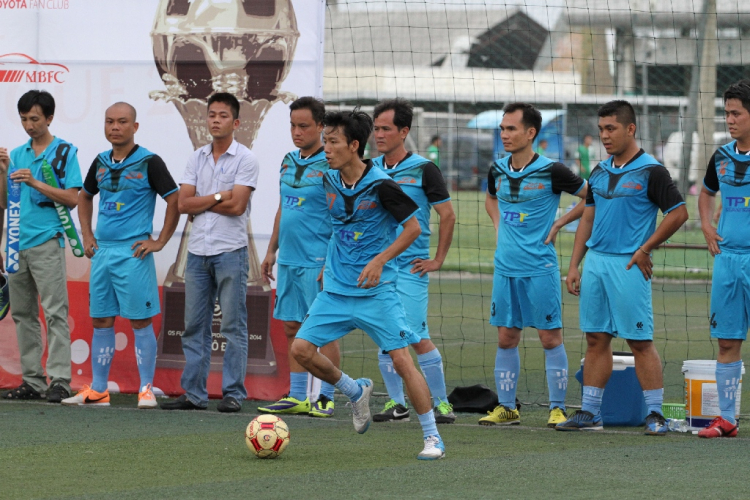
[585,150,684,255]
[322,163,418,296]
[9,137,82,251]
[83,145,177,243]
[278,148,331,267]
[704,142,750,253]
[488,154,584,277]
[372,153,450,267]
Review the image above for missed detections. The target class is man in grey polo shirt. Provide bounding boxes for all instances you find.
[161,92,259,413]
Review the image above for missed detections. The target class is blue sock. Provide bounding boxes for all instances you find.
[91,327,115,392]
[378,351,405,406]
[716,360,742,424]
[335,373,362,401]
[320,381,336,401]
[643,388,664,416]
[417,410,440,440]
[544,344,568,411]
[289,372,308,401]
[133,325,157,390]
[581,386,604,417]
[494,347,520,408]
[418,349,447,407]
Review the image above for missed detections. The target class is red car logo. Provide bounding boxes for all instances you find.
[0,53,69,83]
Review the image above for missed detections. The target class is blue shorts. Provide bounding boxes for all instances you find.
[89,241,160,319]
[296,290,420,352]
[579,251,652,340]
[490,271,562,330]
[710,251,750,340]
[273,264,323,323]
[396,266,429,340]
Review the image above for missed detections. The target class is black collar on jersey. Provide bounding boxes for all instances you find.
[300,146,324,160]
[612,148,645,169]
[342,159,373,189]
[509,152,539,172]
[110,144,140,164]
[384,151,412,170]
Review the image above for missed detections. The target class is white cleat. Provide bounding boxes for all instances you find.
[417,435,446,460]
[350,378,373,434]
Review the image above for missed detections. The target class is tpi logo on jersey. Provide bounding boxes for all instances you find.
[523,182,545,191]
[284,195,305,207]
[503,211,529,227]
[726,196,750,211]
[357,200,377,210]
[621,181,643,190]
[0,53,69,83]
[102,202,126,211]
[0,1,70,9]
[339,229,363,242]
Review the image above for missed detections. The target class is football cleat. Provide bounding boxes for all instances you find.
[373,399,410,422]
[698,416,739,438]
[349,378,373,434]
[417,435,445,460]
[309,395,335,418]
[547,407,568,428]
[257,395,311,415]
[61,385,110,406]
[434,401,456,424]
[644,411,668,436]
[478,404,520,426]
[138,384,158,409]
[555,410,603,431]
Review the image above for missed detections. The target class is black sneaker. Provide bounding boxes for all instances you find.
[373,399,410,422]
[47,383,70,403]
[2,381,44,400]
[160,394,206,410]
[217,396,241,413]
[644,411,668,436]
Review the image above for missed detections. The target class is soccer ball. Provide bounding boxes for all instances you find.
[245,414,290,459]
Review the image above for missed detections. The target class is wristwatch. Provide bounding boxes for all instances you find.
[214,193,222,203]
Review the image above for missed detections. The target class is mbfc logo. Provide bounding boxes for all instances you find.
[0,53,69,83]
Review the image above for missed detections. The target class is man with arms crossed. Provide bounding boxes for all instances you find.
[291,109,445,460]
[697,79,750,438]
[62,102,179,408]
[161,92,258,413]
[260,97,340,417]
[557,100,688,434]
[370,98,457,424]
[482,102,587,427]
[0,90,81,403]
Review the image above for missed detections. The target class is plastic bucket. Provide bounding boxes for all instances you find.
[682,360,745,430]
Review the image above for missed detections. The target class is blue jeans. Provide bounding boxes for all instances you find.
[181,247,249,406]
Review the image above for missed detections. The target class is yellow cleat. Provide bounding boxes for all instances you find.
[547,407,568,428]
[478,404,520,426]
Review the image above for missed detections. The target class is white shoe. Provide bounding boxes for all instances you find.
[417,435,445,460]
[138,384,158,409]
[350,378,373,434]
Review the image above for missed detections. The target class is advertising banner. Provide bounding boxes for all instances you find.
[0,0,325,400]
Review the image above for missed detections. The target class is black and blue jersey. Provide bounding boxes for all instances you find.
[704,141,750,253]
[322,162,418,296]
[585,150,684,255]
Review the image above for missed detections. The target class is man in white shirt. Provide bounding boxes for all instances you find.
[161,92,259,413]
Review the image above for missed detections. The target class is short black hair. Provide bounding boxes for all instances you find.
[18,90,55,118]
[373,98,413,130]
[502,102,542,140]
[431,135,441,143]
[290,96,325,124]
[207,92,240,119]
[597,100,636,128]
[723,79,750,114]
[323,108,373,157]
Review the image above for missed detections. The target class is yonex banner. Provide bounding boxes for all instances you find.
[0,0,325,400]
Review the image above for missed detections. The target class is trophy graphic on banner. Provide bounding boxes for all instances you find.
[150,0,299,375]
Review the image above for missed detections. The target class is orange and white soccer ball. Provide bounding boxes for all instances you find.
[245,414,290,459]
